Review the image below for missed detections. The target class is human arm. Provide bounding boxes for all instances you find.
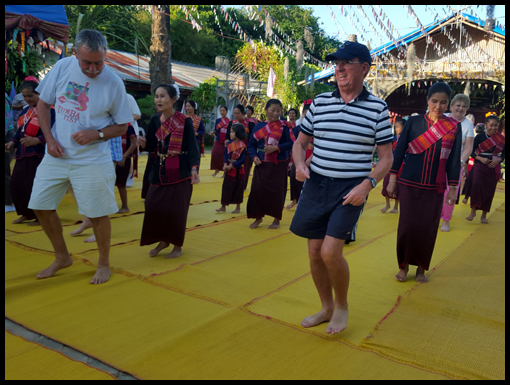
[71,123,128,145]
[37,99,65,157]
[344,142,393,206]
[184,118,200,184]
[292,131,313,182]
[461,136,473,175]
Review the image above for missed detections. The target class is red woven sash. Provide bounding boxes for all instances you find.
[18,107,39,137]
[476,132,505,154]
[226,140,246,177]
[254,120,285,164]
[155,111,187,183]
[216,117,230,142]
[408,115,459,193]
[233,119,250,133]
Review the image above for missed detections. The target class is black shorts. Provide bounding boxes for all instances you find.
[290,170,366,240]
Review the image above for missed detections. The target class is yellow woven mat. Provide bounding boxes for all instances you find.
[5,330,116,380]
[360,204,505,380]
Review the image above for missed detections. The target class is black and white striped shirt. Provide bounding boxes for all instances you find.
[300,86,393,179]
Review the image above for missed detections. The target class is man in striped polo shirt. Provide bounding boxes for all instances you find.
[290,40,394,335]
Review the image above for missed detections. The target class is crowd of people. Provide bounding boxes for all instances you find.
[4,29,505,335]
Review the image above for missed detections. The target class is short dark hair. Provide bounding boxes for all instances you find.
[485,115,500,124]
[265,99,282,110]
[155,84,179,99]
[231,123,247,141]
[234,104,246,114]
[246,105,254,114]
[394,118,406,126]
[21,79,39,94]
[427,82,452,100]
[288,108,298,116]
[475,123,486,133]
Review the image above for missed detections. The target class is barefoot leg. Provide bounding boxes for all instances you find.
[268,218,280,229]
[325,308,349,335]
[231,204,241,214]
[249,218,263,229]
[415,266,429,283]
[149,241,170,257]
[70,215,93,235]
[12,215,28,224]
[89,216,112,284]
[27,220,40,226]
[395,264,409,282]
[285,200,297,210]
[440,220,450,232]
[466,208,476,221]
[216,205,227,212]
[480,211,489,224]
[165,245,183,259]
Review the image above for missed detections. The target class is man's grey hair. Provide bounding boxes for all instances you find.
[75,29,108,52]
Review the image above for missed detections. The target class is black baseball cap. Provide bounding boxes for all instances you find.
[325,41,372,65]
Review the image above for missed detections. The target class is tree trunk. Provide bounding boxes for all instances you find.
[150,5,172,94]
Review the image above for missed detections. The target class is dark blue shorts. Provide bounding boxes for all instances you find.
[290,170,366,240]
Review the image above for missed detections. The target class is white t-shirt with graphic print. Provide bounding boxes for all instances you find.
[37,56,132,165]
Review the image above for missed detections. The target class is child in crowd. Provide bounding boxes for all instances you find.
[216,123,247,214]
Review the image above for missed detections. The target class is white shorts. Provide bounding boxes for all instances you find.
[28,156,118,218]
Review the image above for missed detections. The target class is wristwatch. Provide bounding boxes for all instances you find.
[97,129,104,139]
[366,177,377,188]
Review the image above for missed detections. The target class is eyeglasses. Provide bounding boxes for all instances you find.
[334,60,365,67]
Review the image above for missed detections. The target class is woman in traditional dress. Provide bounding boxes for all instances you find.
[115,123,138,213]
[286,101,312,210]
[185,100,205,157]
[439,94,474,231]
[462,123,486,205]
[245,105,258,126]
[5,77,54,226]
[210,105,230,176]
[216,123,248,214]
[387,82,462,283]
[286,108,298,131]
[380,118,404,213]
[226,105,255,191]
[465,115,505,224]
[247,99,294,229]
[140,84,200,259]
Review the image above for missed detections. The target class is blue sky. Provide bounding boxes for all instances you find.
[223,5,505,49]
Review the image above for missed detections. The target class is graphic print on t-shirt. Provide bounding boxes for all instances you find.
[57,81,90,123]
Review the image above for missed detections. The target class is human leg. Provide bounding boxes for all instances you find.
[381,196,390,212]
[390,198,399,213]
[480,211,489,224]
[33,210,73,279]
[117,186,129,213]
[301,238,334,328]
[88,215,112,284]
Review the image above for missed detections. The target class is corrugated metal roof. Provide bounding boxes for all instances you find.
[104,49,253,90]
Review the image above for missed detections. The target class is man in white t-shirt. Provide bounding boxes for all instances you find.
[29,29,132,284]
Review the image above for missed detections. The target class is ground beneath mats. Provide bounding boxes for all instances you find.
[5,155,505,379]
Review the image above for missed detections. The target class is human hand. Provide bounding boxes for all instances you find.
[264,144,278,154]
[46,138,65,158]
[343,180,371,206]
[72,130,100,146]
[137,136,146,149]
[304,156,313,168]
[295,163,310,182]
[487,158,501,168]
[191,170,200,185]
[253,156,262,166]
[445,187,457,206]
[386,180,397,197]
[224,139,229,147]
[20,136,39,147]
[118,158,126,167]
[5,142,15,152]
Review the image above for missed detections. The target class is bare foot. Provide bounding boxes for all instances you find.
[231,209,240,214]
[27,220,40,226]
[415,267,428,283]
[390,208,398,214]
[285,200,297,210]
[216,206,226,212]
[70,219,93,236]
[84,235,96,243]
[165,246,182,259]
[462,198,468,204]
[212,171,218,177]
[37,255,73,279]
[465,214,475,221]
[440,221,450,232]
[325,308,349,335]
[380,205,390,213]
[12,215,28,224]
[395,265,409,282]
[480,217,489,224]
[250,218,263,229]
[301,309,333,328]
[149,241,169,257]
[90,265,111,284]
[268,219,280,229]
[117,207,129,214]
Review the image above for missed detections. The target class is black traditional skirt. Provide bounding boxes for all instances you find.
[210,140,225,171]
[11,156,42,220]
[469,163,499,212]
[141,153,156,199]
[242,152,253,191]
[289,162,305,201]
[246,160,288,220]
[115,157,132,188]
[396,183,444,271]
[140,179,193,247]
[221,168,245,205]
